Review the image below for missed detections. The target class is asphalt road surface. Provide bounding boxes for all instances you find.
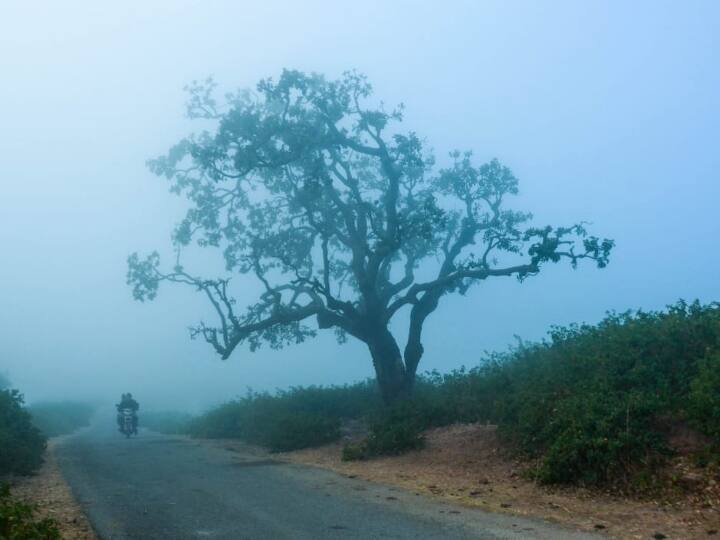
[55,422,599,540]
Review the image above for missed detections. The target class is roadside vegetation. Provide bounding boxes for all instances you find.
[186,384,381,452]
[0,484,60,539]
[0,375,95,478]
[28,402,96,438]
[180,300,720,490]
[0,386,46,476]
[0,377,60,537]
[0,379,89,538]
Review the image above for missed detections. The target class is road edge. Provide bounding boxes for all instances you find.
[11,438,98,540]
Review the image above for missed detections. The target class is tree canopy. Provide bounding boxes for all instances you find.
[128,70,613,403]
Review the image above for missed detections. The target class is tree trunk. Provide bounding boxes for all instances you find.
[403,339,424,392]
[367,329,411,405]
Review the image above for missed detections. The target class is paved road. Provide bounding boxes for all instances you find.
[55,422,598,540]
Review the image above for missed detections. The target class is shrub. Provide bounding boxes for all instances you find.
[343,402,425,460]
[0,484,60,539]
[187,383,380,452]
[344,301,720,483]
[534,391,667,485]
[260,412,340,452]
[189,300,720,488]
[365,415,424,456]
[28,402,95,438]
[0,390,46,476]
[688,351,720,441]
[494,300,720,486]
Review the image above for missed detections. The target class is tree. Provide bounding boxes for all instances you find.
[128,70,613,404]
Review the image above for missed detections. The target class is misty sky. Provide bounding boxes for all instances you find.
[1,1,718,411]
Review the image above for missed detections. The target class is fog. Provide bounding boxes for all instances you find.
[1,1,718,412]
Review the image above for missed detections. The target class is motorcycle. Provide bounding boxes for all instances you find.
[118,408,137,438]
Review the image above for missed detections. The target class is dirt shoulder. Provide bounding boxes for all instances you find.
[9,439,96,540]
[269,423,719,540]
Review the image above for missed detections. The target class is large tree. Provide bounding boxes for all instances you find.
[128,70,613,404]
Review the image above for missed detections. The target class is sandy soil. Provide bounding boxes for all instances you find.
[272,423,720,540]
[9,440,97,540]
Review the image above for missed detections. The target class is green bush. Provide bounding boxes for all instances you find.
[342,406,424,461]
[28,401,95,438]
[534,391,667,485]
[688,351,720,441]
[495,301,720,486]
[187,383,380,452]
[0,484,60,540]
[190,404,343,452]
[351,301,720,483]
[189,300,720,488]
[260,412,340,452]
[0,390,46,476]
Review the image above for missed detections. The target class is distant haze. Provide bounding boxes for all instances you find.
[1,1,718,411]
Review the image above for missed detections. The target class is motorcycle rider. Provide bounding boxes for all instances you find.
[116,392,139,434]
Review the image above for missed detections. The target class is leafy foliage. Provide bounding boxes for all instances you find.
[343,402,425,460]
[28,402,95,438]
[254,412,340,452]
[0,390,46,476]
[689,351,720,442]
[188,300,720,487]
[491,300,720,486]
[129,69,612,403]
[0,485,60,540]
[187,383,380,452]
